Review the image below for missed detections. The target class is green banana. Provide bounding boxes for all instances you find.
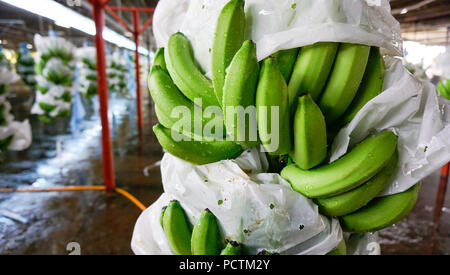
[326,238,347,255]
[223,40,260,148]
[153,124,243,165]
[151,48,167,73]
[338,47,385,126]
[437,80,450,100]
[148,66,225,139]
[288,42,338,105]
[281,131,398,198]
[220,241,242,255]
[191,209,222,255]
[212,0,246,106]
[160,206,167,229]
[318,43,371,123]
[316,150,398,217]
[165,32,220,108]
[340,183,421,233]
[162,200,192,255]
[272,48,300,82]
[290,94,327,170]
[256,57,291,155]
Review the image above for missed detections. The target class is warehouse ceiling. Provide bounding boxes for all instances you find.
[391,0,450,45]
[0,0,158,52]
[0,0,449,51]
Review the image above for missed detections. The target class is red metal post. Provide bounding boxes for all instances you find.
[133,10,143,130]
[91,0,115,191]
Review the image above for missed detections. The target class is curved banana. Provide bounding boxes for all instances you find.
[153,124,243,165]
[220,241,242,255]
[148,66,225,139]
[151,48,167,73]
[340,183,420,233]
[290,94,327,170]
[338,47,385,126]
[212,0,246,106]
[316,150,398,217]
[318,43,371,123]
[191,209,222,255]
[256,57,291,155]
[160,205,167,229]
[165,32,220,108]
[223,40,260,148]
[272,48,300,82]
[281,131,398,198]
[326,238,347,255]
[162,200,192,255]
[437,80,450,100]
[288,42,338,105]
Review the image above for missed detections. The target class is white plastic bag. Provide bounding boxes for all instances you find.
[132,148,344,255]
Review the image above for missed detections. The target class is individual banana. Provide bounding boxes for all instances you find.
[220,241,242,255]
[337,47,385,126]
[212,0,246,106]
[340,183,421,233]
[272,48,300,82]
[153,124,243,165]
[162,200,192,255]
[437,79,450,100]
[151,48,167,73]
[160,205,167,229]
[191,209,222,255]
[290,94,327,170]
[326,238,347,255]
[281,131,398,198]
[316,150,398,217]
[256,57,291,155]
[223,40,260,148]
[165,32,220,108]
[318,43,371,123]
[148,66,225,139]
[288,42,338,105]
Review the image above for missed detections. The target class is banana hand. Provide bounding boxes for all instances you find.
[281,131,398,198]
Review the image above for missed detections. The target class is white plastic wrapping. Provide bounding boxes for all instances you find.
[132,0,450,255]
[132,148,344,255]
[155,0,402,78]
[436,47,450,79]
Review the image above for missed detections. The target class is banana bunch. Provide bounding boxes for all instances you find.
[148,0,420,243]
[160,201,242,255]
[437,79,450,100]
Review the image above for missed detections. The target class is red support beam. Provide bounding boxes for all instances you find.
[89,0,115,191]
[105,6,154,132]
[133,10,143,130]
[104,6,133,33]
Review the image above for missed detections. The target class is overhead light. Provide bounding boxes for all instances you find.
[124,32,133,38]
[55,21,71,29]
[400,8,408,14]
[0,0,149,56]
[27,44,33,49]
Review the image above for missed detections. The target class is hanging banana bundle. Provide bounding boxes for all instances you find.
[75,46,98,99]
[141,0,448,255]
[16,43,37,89]
[0,47,32,153]
[30,34,75,123]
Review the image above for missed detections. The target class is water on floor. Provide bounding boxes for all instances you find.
[0,91,448,255]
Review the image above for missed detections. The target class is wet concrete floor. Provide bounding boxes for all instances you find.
[0,92,449,255]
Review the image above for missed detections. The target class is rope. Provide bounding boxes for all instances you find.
[0,185,146,211]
